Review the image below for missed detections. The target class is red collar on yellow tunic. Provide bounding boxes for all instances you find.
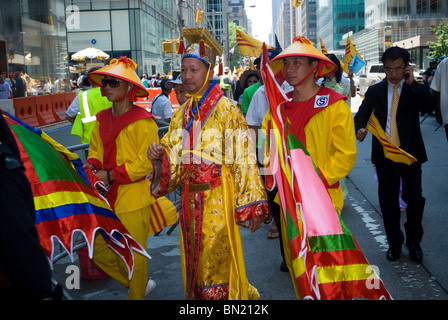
[284,87,346,147]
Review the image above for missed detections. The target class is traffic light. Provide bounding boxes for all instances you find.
[293,0,302,8]
[196,9,203,23]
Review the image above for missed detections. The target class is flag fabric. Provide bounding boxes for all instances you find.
[236,29,273,58]
[2,110,149,278]
[367,112,417,165]
[319,38,328,55]
[274,34,283,51]
[343,35,363,73]
[260,44,392,300]
[349,54,367,75]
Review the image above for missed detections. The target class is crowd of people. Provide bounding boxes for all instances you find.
[1,25,447,301]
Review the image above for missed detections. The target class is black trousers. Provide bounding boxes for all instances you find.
[376,160,425,249]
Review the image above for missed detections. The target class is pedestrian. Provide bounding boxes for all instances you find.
[166,73,188,106]
[0,112,57,300]
[423,58,438,91]
[317,53,356,107]
[269,36,357,215]
[14,72,26,97]
[236,69,260,107]
[240,59,262,115]
[430,56,448,142]
[147,27,268,300]
[354,46,436,262]
[219,66,234,98]
[0,71,12,100]
[84,56,177,299]
[150,78,173,123]
[141,74,149,88]
[245,48,292,270]
[66,67,112,143]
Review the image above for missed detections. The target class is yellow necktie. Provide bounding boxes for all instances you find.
[390,83,400,146]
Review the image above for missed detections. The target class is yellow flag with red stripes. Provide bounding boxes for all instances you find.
[319,38,328,54]
[236,29,273,58]
[367,113,417,165]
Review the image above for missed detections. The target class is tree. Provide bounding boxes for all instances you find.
[228,23,247,70]
[428,21,448,59]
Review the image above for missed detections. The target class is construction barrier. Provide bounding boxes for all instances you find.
[134,88,180,112]
[13,96,40,127]
[35,95,57,126]
[50,93,69,121]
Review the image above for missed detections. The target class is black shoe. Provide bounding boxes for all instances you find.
[280,261,288,272]
[408,245,423,263]
[386,247,402,261]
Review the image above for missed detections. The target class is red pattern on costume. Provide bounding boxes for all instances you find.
[235,202,269,224]
[194,285,229,300]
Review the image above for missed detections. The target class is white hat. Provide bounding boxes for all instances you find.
[165,74,182,89]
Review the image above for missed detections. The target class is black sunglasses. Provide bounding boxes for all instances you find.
[101,78,123,88]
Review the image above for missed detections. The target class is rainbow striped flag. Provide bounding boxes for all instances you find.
[260,44,392,300]
[2,110,149,277]
[367,112,417,165]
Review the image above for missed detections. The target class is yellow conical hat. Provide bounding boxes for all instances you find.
[269,36,337,79]
[88,56,148,97]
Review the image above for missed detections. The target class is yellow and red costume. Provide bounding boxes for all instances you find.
[85,57,177,300]
[151,80,268,300]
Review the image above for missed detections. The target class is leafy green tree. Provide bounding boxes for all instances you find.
[428,21,448,59]
[228,23,247,70]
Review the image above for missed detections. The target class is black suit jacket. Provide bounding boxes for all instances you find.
[354,79,436,165]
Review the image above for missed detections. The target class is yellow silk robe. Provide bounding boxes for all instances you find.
[151,83,268,300]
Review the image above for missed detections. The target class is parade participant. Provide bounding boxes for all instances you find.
[66,68,112,143]
[269,36,357,214]
[85,57,177,299]
[147,27,268,300]
[355,47,435,262]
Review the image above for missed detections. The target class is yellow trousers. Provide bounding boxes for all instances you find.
[93,206,151,300]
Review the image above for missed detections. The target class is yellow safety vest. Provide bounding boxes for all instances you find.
[71,87,112,143]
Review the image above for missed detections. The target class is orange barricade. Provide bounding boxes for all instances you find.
[50,93,68,121]
[13,96,40,127]
[35,95,57,126]
[134,88,180,112]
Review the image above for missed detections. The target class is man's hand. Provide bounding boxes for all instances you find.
[356,128,368,141]
[147,142,164,161]
[404,65,415,85]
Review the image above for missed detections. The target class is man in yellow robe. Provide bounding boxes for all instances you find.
[147,28,268,300]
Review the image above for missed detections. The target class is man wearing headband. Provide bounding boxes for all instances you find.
[147,28,268,300]
[84,57,177,300]
[269,36,357,214]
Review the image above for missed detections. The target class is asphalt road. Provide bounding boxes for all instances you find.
[45,95,448,302]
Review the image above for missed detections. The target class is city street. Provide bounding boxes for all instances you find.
[46,94,448,302]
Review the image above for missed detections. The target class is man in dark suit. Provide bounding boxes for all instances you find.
[354,47,435,263]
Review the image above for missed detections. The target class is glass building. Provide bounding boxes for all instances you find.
[0,0,69,91]
[316,0,365,52]
[357,0,448,68]
[65,0,182,77]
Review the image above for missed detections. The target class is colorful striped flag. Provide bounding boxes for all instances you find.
[260,44,392,300]
[367,112,417,165]
[2,110,149,277]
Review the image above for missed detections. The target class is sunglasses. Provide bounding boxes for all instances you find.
[101,78,124,88]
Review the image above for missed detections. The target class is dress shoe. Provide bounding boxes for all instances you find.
[280,261,288,272]
[408,245,423,263]
[386,247,402,261]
